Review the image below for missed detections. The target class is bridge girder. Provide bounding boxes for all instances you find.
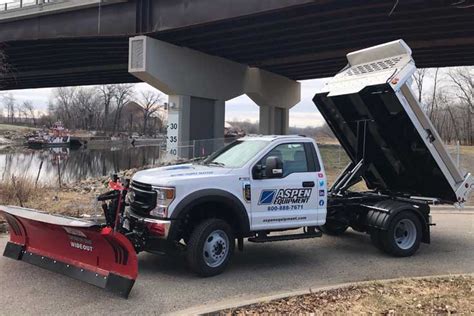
[0,0,473,90]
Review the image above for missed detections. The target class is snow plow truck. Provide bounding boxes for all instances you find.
[1,40,472,298]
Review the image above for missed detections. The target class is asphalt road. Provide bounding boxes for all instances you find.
[0,209,472,315]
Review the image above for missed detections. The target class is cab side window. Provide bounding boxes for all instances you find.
[259,143,314,177]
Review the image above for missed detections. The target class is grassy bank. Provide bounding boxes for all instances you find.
[0,124,35,131]
[0,123,36,145]
[0,175,105,219]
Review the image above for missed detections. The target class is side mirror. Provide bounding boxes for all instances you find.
[265,156,283,178]
[252,164,264,179]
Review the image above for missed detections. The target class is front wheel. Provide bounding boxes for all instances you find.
[378,211,422,257]
[186,219,235,277]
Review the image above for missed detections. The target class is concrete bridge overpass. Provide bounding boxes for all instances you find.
[1,0,473,90]
[1,0,473,156]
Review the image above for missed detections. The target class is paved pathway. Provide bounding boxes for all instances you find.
[0,210,472,315]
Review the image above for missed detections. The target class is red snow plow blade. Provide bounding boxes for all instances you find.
[0,205,138,298]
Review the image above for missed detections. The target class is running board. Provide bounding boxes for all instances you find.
[248,231,322,243]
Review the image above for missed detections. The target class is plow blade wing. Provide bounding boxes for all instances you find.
[0,205,138,298]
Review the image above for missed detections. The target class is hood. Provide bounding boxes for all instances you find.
[132,163,232,186]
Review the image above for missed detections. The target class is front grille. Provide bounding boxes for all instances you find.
[130,181,156,217]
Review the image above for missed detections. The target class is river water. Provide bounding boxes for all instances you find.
[0,144,166,185]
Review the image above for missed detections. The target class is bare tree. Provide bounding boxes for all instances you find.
[448,68,474,113]
[137,90,164,135]
[98,85,116,133]
[438,90,461,143]
[429,68,440,119]
[2,93,16,123]
[423,67,474,146]
[448,67,473,145]
[112,84,134,134]
[51,87,77,128]
[75,88,100,130]
[49,84,140,133]
[18,103,27,122]
[21,101,37,126]
[50,86,101,130]
[413,68,427,103]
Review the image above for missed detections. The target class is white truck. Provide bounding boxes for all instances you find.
[1,40,472,297]
[125,39,473,276]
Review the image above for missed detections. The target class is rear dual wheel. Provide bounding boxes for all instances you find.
[371,211,422,257]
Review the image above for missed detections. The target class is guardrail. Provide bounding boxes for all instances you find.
[1,0,53,12]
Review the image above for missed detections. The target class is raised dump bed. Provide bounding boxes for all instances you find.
[313,40,472,205]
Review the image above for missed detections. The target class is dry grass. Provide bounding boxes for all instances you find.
[460,146,474,155]
[447,145,474,173]
[0,175,100,217]
[318,144,350,186]
[32,190,99,217]
[224,275,473,315]
[319,144,368,191]
[0,175,39,207]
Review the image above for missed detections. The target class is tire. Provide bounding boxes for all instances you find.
[320,220,349,236]
[186,219,235,277]
[379,211,422,257]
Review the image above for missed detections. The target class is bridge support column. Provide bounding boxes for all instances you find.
[128,36,300,158]
[245,68,298,135]
[167,95,224,158]
[259,106,289,135]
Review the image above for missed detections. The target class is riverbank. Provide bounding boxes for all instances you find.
[0,123,36,144]
[0,158,193,229]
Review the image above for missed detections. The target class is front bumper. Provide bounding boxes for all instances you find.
[127,209,172,239]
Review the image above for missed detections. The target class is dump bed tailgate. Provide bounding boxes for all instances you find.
[313,40,472,204]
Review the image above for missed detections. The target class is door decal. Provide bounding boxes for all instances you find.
[259,189,312,206]
[258,190,277,205]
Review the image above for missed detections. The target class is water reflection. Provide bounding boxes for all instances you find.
[0,145,164,184]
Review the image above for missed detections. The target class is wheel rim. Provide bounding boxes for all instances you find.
[202,230,229,268]
[393,218,417,250]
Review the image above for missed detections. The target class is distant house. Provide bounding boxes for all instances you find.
[112,101,165,135]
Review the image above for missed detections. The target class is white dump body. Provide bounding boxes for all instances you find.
[314,40,472,205]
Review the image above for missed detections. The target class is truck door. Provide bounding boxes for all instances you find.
[250,142,326,230]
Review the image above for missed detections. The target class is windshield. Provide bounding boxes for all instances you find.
[203,140,269,168]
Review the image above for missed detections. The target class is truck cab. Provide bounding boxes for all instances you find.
[127,135,327,275]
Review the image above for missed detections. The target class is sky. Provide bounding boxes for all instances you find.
[1,78,328,128]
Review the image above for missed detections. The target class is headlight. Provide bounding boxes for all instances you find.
[155,187,175,203]
[150,187,175,218]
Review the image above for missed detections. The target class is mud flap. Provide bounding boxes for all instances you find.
[0,206,138,298]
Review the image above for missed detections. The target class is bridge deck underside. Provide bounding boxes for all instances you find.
[1,0,473,90]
